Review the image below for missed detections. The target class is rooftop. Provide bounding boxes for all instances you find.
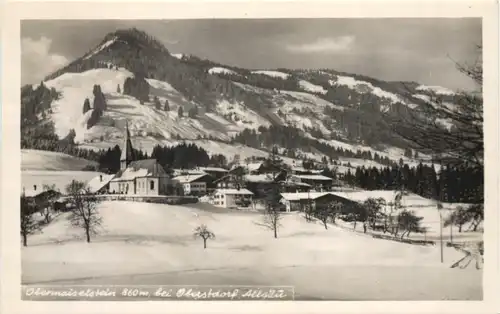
[111,159,168,182]
[215,188,254,195]
[172,173,210,184]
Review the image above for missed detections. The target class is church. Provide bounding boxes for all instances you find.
[108,123,172,195]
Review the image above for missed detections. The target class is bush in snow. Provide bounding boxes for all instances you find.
[193,224,215,249]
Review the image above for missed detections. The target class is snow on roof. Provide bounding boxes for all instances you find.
[215,188,254,195]
[291,167,323,174]
[23,187,59,198]
[246,162,263,172]
[281,192,333,201]
[197,167,228,173]
[111,159,168,182]
[244,174,274,183]
[293,174,333,181]
[86,174,115,193]
[172,173,209,184]
[280,180,311,187]
[173,168,205,176]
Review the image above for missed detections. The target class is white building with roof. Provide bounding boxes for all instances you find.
[172,173,210,196]
[211,188,254,209]
[108,122,172,196]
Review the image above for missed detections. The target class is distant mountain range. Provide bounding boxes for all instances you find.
[21,27,462,169]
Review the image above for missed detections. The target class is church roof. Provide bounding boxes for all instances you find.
[120,122,135,162]
[111,159,168,181]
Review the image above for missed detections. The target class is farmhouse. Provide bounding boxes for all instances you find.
[211,188,254,209]
[172,173,211,196]
[280,192,365,213]
[290,174,337,191]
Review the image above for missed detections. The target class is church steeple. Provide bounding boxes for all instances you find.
[120,121,135,170]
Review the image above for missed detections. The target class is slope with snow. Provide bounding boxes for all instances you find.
[251,70,290,79]
[208,67,239,76]
[416,85,456,96]
[22,201,481,300]
[83,37,117,60]
[22,149,98,171]
[42,68,134,142]
[330,75,417,111]
[298,80,327,94]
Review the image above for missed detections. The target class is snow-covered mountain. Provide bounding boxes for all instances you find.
[22,27,460,169]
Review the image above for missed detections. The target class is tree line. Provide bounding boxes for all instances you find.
[343,162,483,204]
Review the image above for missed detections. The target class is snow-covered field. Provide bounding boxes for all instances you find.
[22,149,98,171]
[22,170,103,194]
[22,200,481,300]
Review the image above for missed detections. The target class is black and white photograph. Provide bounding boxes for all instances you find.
[2,1,498,308]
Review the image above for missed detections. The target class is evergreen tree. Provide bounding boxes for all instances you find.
[178,106,184,118]
[164,99,170,111]
[83,98,91,114]
[154,96,161,110]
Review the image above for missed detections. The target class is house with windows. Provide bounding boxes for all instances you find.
[172,173,211,196]
[211,188,254,209]
[108,123,172,196]
[280,192,364,213]
[289,174,337,191]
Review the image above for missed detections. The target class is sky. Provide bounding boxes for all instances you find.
[21,19,482,91]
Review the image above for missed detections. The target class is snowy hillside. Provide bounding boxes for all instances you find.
[22,149,98,171]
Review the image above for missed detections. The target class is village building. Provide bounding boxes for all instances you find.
[108,123,172,196]
[196,166,228,180]
[211,188,254,209]
[171,173,211,196]
[280,192,365,214]
[289,174,338,191]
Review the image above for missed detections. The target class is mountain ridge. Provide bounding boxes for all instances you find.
[22,27,461,170]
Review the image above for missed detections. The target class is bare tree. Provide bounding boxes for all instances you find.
[41,184,57,224]
[193,224,215,249]
[65,180,102,243]
[386,45,483,171]
[314,201,342,230]
[258,145,285,238]
[260,201,283,239]
[444,206,470,233]
[398,210,424,239]
[20,194,41,247]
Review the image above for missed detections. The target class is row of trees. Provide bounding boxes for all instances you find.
[343,163,483,203]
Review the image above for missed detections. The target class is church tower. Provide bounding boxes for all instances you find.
[120,121,135,171]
